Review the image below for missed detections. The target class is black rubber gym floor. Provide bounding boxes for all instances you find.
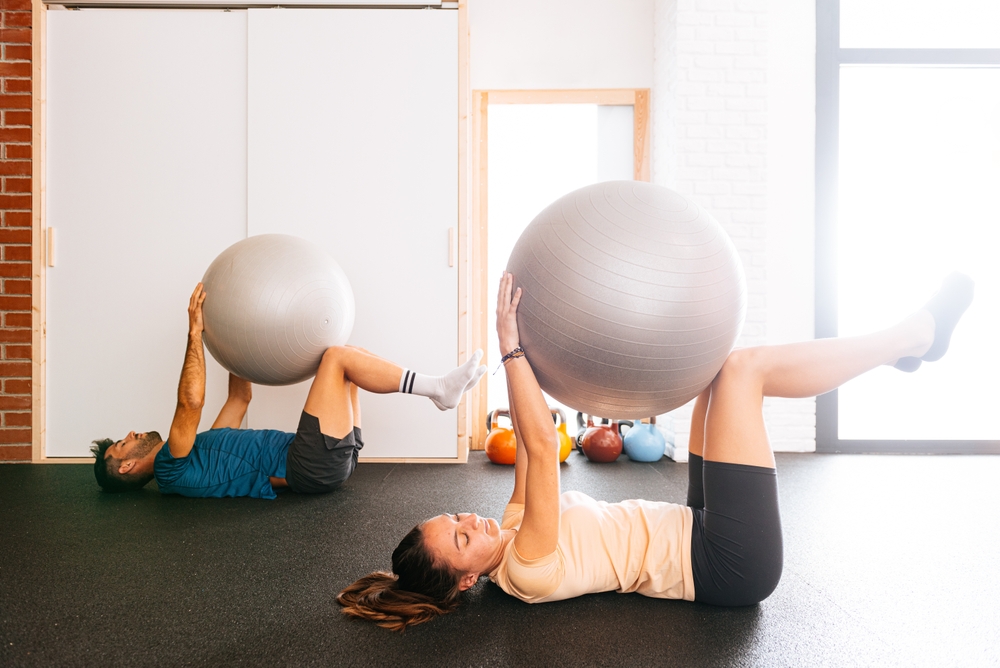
[1,452,998,667]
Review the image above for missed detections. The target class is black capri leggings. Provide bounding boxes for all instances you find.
[687,453,783,606]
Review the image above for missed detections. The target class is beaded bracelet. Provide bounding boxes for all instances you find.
[493,346,525,374]
[501,346,525,365]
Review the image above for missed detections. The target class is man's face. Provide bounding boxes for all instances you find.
[106,431,161,463]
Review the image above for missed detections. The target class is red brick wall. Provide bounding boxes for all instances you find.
[0,0,33,462]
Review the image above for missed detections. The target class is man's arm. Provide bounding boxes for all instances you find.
[211,374,252,430]
[167,283,208,458]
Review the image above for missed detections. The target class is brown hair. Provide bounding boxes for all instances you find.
[337,523,463,632]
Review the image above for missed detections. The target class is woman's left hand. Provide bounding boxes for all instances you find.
[496,271,522,356]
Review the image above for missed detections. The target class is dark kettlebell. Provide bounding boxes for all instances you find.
[580,415,624,463]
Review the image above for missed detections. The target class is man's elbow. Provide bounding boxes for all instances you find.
[178,397,205,411]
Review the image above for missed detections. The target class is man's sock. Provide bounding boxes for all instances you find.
[894,272,975,371]
[399,349,487,411]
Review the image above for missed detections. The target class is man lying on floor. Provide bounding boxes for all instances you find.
[91,283,486,498]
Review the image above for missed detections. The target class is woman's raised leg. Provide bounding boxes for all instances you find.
[689,275,971,605]
[686,387,711,509]
[704,271,974,466]
[703,309,936,468]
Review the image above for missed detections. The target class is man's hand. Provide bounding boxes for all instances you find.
[496,271,522,356]
[188,283,207,336]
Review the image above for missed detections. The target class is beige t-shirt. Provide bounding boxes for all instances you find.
[489,490,695,604]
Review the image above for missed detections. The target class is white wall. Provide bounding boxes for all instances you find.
[469,0,654,89]
[244,8,460,458]
[46,10,248,456]
[653,0,817,452]
[763,0,816,450]
[765,2,815,343]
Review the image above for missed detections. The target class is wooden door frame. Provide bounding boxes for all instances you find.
[468,88,651,451]
[31,1,471,464]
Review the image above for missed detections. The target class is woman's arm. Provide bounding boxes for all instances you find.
[496,272,560,560]
[506,374,528,506]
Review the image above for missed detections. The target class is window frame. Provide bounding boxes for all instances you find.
[815,0,1000,453]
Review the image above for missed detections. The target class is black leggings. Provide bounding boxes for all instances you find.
[687,453,783,606]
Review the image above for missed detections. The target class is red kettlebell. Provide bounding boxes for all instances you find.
[580,415,623,463]
[485,408,517,465]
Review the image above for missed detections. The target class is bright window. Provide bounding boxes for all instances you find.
[840,0,1000,48]
[486,103,633,434]
[816,0,1000,451]
[837,67,1000,440]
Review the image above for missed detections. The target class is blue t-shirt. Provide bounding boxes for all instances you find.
[154,428,295,500]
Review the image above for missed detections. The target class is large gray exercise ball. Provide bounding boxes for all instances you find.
[506,181,746,418]
[201,234,355,386]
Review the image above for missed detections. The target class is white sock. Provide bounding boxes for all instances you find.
[399,350,487,411]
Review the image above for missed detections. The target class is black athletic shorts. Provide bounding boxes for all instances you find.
[686,453,783,606]
[285,411,364,494]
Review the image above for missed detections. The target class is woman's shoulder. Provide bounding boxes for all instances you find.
[500,502,525,530]
[491,536,564,603]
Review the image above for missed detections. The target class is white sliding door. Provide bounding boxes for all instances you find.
[46,11,248,456]
[246,9,459,458]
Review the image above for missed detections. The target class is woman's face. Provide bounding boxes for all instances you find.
[421,512,502,584]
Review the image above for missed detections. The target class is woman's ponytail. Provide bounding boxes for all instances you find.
[337,524,463,631]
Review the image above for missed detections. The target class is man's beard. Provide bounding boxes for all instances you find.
[129,431,162,460]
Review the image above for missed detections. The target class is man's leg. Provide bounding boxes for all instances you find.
[285,348,393,494]
[303,346,400,438]
[303,346,486,438]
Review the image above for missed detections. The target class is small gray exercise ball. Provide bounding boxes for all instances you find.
[506,181,746,418]
[201,234,355,386]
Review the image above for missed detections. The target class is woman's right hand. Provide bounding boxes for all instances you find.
[496,271,522,356]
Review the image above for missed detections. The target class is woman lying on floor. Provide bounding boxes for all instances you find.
[338,271,974,631]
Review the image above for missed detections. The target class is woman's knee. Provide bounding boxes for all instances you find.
[713,347,765,388]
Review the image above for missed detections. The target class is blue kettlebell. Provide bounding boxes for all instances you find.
[622,416,666,462]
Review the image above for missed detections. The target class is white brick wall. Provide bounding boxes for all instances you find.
[653,0,816,453]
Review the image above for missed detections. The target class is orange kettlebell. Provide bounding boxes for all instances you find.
[485,409,517,465]
[580,414,623,463]
[551,408,573,463]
